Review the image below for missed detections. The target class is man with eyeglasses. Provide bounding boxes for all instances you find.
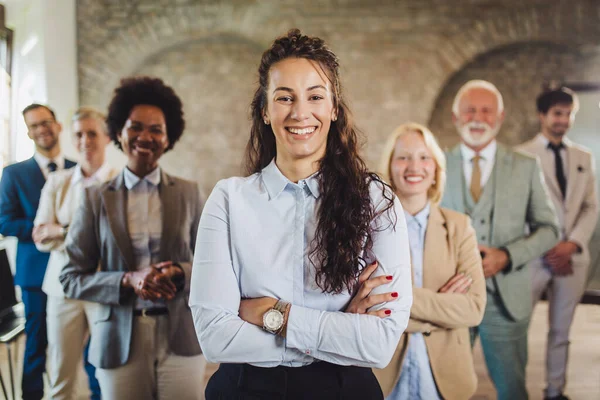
[0,104,76,400]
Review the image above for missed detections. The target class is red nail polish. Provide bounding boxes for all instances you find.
[386,276,393,280]
[391,292,398,298]
[385,310,392,315]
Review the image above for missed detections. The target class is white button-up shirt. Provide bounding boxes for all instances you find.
[460,140,497,189]
[123,167,164,310]
[34,152,66,178]
[190,160,412,368]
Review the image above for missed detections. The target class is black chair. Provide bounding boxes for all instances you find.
[0,247,25,400]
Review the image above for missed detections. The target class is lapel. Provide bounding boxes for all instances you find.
[27,157,46,190]
[158,170,180,262]
[102,172,136,271]
[65,158,77,169]
[422,205,448,290]
[445,146,465,212]
[565,143,578,204]
[530,138,562,199]
[491,143,513,243]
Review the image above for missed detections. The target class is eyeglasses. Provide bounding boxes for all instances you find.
[27,119,56,131]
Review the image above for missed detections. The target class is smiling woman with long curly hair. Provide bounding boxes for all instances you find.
[190,29,413,399]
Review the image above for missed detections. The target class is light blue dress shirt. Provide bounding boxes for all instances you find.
[123,167,164,310]
[388,202,442,400]
[190,160,412,367]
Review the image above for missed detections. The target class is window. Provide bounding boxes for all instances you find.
[0,4,13,178]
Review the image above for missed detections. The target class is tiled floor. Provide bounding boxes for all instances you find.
[1,302,598,399]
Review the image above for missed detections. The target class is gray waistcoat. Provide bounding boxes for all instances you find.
[462,165,497,291]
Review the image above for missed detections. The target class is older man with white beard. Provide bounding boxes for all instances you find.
[441,80,559,400]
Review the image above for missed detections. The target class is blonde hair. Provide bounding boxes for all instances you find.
[378,122,447,204]
[72,106,108,134]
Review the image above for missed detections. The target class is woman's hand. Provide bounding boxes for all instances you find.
[239,297,278,327]
[122,262,178,301]
[32,223,64,243]
[344,261,397,318]
[438,272,473,294]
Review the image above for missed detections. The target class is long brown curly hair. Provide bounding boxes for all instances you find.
[245,29,396,294]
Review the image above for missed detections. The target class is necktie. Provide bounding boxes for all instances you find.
[47,161,58,173]
[470,155,482,202]
[548,142,567,198]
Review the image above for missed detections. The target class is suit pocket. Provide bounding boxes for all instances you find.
[93,305,111,323]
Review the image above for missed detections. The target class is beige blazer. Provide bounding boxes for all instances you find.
[516,136,599,267]
[34,164,119,297]
[374,205,486,400]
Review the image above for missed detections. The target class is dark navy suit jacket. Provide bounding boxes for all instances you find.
[0,157,76,288]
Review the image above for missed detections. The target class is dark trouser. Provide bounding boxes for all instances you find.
[206,362,383,400]
[20,289,47,400]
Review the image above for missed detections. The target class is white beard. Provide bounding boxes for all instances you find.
[458,121,500,148]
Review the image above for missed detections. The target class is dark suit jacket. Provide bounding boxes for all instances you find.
[60,169,203,368]
[0,157,76,288]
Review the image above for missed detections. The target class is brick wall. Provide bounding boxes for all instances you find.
[77,0,600,194]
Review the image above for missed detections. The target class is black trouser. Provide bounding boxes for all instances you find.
[206,362,383,400]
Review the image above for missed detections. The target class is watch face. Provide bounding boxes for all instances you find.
[264,309,284,330]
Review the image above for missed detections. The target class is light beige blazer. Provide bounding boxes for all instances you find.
[516,136,599,267]
[373,205,486,400]
[34,164,119,297]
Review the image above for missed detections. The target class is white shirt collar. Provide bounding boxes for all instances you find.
[460,140,497,162]
[123,166,161,190]
[71,162,113,185]
[536,133,570,149]
[34,152,65,170]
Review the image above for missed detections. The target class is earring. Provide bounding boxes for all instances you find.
[264,119,270,125]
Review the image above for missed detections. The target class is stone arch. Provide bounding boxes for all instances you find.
[417,1,600,129]
[427,41,586,149]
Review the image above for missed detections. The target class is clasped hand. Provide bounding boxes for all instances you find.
[122,261,183,301]
[32,223,64,244]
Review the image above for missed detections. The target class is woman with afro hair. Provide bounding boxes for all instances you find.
[60,77,206,399]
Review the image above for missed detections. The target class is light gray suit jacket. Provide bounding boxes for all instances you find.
[60,169,203,369]
[516,136,599,268]
[441,142,560,320]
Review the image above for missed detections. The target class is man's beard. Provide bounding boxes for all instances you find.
[457,121,500,148]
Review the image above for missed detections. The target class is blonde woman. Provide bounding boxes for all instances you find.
[33,107,118,399]
[373,123,486,400]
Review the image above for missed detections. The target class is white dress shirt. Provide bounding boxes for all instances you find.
[190,160,412,368]
[123,167,164,310]
[35,163,117,297]
[460,140,497,189]
[34,151,66,179]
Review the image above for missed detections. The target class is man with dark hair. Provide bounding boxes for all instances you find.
[0,104,76,400]
[517,88,598,400]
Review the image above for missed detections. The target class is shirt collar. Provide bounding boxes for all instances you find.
[536,133,568,149]
[34,152,65,169]
[71,162,113,185]
[123,166,161,190]
[404,202,430,228]
[460,139,497,162]
[262,159,321,200]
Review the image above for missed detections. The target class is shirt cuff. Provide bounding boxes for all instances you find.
[285,305,322,357]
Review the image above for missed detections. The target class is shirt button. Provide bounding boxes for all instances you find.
[481,219,485,224]
[481,236,486,241]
